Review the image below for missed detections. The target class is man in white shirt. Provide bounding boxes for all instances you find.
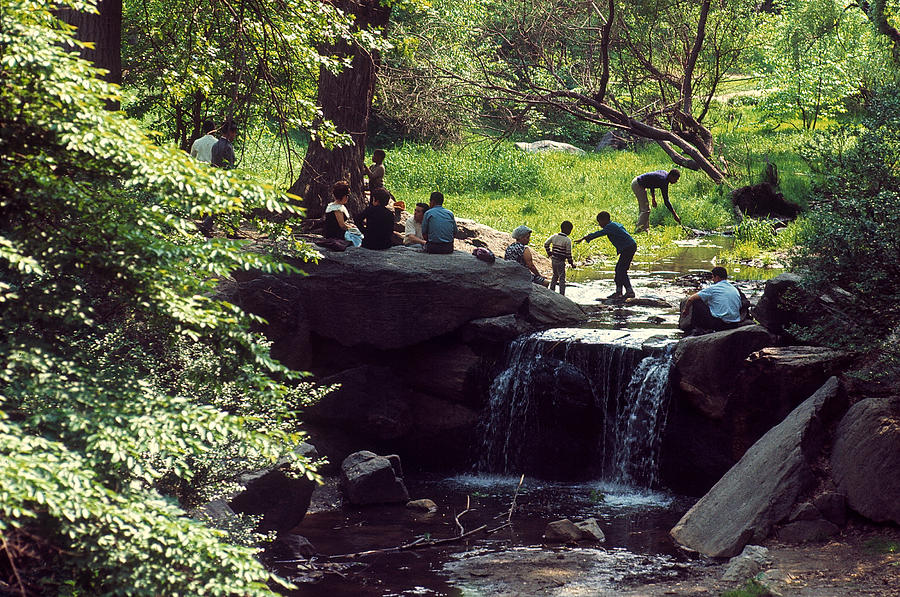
[190,120,218,163]
[681,266,743,331]
[404,202,428,246]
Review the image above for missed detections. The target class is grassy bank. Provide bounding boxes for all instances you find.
[242,102,817,264]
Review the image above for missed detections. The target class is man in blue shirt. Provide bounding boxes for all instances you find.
[681,266,743,331]
[576,211,637,299]
[422,191,457,254]
[632,168,681,232]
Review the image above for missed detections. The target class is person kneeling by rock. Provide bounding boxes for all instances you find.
[680,266,744,333]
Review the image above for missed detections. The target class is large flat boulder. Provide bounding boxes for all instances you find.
[673,325,777,419]
[289,246,534,350]
[831,395,900,524]
[670,377,847,558]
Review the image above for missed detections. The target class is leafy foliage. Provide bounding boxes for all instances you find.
[792,85,900,379]
[0,1,320,594]
[755,0,894,129]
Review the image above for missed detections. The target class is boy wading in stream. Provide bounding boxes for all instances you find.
[576,211,637,300]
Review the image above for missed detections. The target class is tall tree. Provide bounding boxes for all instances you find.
[57,0,122,84]
[289,0,392,218]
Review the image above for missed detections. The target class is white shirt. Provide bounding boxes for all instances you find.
[190,134,218,163]
[404,217,423,244]
[697,280,742,322]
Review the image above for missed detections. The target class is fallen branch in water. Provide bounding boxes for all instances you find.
[277,476,526,564]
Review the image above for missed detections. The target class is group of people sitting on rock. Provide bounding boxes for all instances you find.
[324,181,459,255]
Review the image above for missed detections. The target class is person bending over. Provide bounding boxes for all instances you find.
[576,211,637,299]
[632,168,681,232]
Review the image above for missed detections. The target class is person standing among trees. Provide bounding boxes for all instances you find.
[367,149,386,192]
[211,121,237,169]
[189,120,218,163]
[576,211,637,299]
[632,168,681,232]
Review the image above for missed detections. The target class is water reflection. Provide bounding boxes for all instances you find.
[569,234,783,283]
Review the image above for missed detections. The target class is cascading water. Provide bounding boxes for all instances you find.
[478,329,675,487]
[613,345,674,487]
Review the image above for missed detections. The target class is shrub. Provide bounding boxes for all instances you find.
[792,86,900,380]
[0,2,318,594]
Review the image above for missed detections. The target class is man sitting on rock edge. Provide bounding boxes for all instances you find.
[680,266,744,333]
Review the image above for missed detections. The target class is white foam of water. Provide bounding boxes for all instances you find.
[447,475,674,509]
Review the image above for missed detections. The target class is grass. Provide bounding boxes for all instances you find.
[240,100,820,265]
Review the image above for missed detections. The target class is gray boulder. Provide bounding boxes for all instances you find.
[285,246,535,350]
[340,451,410,505]
[812,491,847,526]
[405,343,482,402]
[515,140,586,155]
[575,518,606,542]
[460,314,534,345]
[673,325,778,418]
[670,377,847,558]
[752,273,811,337]
[404,392,480,470]
[722,545,770,582]
[543,519,586,543]
[305,366,413,441]
[831,396,900,524]
[523,285,587,327]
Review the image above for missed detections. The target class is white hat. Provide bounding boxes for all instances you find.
[512,225,533,240]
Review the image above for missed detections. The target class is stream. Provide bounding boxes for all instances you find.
[280,235,782,596]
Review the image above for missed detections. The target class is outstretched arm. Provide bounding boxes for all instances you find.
[661,186,681,223]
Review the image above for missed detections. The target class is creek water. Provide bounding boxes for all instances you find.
[281,235,782,596]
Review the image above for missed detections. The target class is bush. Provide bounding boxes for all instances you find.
[0,2,318,594]
[792,86,900,380]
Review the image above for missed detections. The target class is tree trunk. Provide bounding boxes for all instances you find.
[57,0,122,85]
[289,0,391,219]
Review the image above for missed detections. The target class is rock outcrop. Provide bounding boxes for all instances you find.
[673,325,778,418]
[670,377,847,557]
[831,395,900,525]
[227,238,587,473]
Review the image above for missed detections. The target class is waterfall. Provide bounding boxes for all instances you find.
[613,346,674,487]
[477,330,674,487]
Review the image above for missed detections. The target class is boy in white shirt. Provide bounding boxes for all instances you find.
[544,221,576,295]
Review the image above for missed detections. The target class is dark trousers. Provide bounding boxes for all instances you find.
[425,241,454,254]
[615,245,636,293]
[688,299,738,331]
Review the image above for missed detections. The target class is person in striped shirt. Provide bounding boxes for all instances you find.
[544,221,576,295]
